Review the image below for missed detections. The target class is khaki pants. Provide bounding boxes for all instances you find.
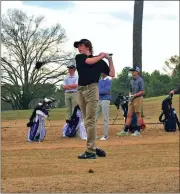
[65,92,77,120]
[77,83,99,154]
[128,96,143,113]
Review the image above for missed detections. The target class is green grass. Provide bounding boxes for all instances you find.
[143,95,167,103]
[2,108,67,121]
[1,95,179,121]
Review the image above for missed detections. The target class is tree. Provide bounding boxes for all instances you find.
[1,9,74,110]
[54,85,66,108]
[111,67,132,103]
[147,70,171,97]
[164,55,180,88]
[133,0,144,74]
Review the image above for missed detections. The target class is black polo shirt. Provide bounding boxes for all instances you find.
[75,54,110,86]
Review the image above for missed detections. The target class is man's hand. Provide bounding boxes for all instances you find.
[65,86,71,90]
[105,53,112,60]
[129,95,135,102]
[170,90,175,95]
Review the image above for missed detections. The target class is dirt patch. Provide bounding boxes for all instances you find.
[1,120,180,193]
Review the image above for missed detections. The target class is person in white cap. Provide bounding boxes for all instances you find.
[117,66,145,136]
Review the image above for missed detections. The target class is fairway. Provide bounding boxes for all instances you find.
[1,95,180,193]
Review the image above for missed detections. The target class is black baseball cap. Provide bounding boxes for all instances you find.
[74,39,92,48]
[67,64,76,69]
[129,66,140,72]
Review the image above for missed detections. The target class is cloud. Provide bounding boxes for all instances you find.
[1,1,23,14]
[1,1,179,75]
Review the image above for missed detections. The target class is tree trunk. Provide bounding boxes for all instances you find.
[21,92,32,110]
[133,0,144,116]
[133,0,144,75]
[22,98,30,109]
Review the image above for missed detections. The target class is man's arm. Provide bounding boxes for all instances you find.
[68,76,78,89]
[63,85,71,90]
[107,58,115,78]
[135,79,145,97]
[134,90,145,97]
[67,84,78,89]
[63,76,78,90]
[63,78,69,90]
[85,53,106,65]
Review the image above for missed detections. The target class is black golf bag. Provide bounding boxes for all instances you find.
[26,98,55,142]
[114,94,145,133]
[159,94,180,132]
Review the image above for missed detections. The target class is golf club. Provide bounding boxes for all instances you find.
[35,53,113,70]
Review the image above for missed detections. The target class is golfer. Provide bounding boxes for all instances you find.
[74,39,115,159]
[117,66,144,136]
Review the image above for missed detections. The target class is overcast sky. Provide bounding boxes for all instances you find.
[1,1,179,74]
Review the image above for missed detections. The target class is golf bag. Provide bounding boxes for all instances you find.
[62,105,87,139]
[27,98,55,142]
[159,94,180,132]
[114,94,145,133]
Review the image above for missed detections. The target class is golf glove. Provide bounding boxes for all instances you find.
[129,95,135,102]
[105,53,112,59]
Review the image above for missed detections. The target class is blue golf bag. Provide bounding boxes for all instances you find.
[27,98,55,142]
[62,105,87,139]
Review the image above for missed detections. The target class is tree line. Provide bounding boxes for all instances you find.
[2,54,179,111]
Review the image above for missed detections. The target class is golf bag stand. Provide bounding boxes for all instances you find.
[112,108,123,125]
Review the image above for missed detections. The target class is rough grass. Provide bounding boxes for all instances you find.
[1,95,180,193]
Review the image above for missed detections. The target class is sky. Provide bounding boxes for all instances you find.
[1,1,179,75]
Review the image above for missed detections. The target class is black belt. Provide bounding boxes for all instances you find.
[78,83,98,91]
[66,91,77,93]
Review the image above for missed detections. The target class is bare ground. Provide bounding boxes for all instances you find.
[1,119,180,193]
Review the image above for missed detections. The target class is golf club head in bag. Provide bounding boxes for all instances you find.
[35,61,47,70]
[114,93,129,109]
[43,97,56,111]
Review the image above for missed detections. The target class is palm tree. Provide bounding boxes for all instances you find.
[133,0,144,117]
[133,0,144,75]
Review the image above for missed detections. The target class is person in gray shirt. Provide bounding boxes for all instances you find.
[117,66,145,136]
